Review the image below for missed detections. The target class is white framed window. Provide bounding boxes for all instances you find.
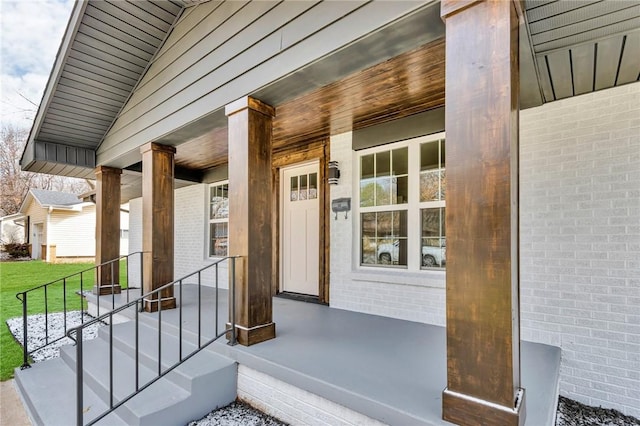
[356,133,446,271]
[208,182,229,257]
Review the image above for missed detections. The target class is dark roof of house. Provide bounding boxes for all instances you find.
[30,189,81,207]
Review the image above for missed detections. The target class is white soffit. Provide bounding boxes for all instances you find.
[525,0,640,102]
[34,0,183,150]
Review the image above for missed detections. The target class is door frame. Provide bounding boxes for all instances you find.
[272,138,330,304]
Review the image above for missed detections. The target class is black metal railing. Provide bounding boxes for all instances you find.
[66,256,239,426]
[16,252,145,369]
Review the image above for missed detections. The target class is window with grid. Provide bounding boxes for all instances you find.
[357,135,446,270]
[209,182,228,257]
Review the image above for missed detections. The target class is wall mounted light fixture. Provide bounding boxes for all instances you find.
[328,161,340,185]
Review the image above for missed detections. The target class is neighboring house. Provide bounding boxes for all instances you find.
[18,0,640,423]
[0,212,26,245]
[1,189,129,262]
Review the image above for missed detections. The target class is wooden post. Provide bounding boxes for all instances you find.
[94,166,122,295]
[140,142,176,312]
[226,96,276,346]
[441,1,525,425]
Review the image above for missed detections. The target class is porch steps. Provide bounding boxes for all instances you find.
[15,320,237,426]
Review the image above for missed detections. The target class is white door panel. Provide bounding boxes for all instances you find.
[282,162,320,296]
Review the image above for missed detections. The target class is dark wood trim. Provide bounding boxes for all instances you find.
[440,0,482,19]
[140,142,176,311]
[226,96,276,346]
[94,165,122,295]
[271,138,330,304]
[441,0,524,423]
[443,388,526,426]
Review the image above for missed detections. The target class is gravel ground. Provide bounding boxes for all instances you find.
[7,313,640,426]
[556,396,640,426]
[6,311,103,362]
[188,401,286,426]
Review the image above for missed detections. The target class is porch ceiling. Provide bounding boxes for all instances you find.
[174,37,446,171]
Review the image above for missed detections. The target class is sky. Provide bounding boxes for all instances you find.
[1,0,75,130]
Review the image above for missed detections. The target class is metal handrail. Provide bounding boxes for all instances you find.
[66,256,239,426]
[15,251,146,370]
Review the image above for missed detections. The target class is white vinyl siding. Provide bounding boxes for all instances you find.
[48,205,96,257]
[97,0,428,164]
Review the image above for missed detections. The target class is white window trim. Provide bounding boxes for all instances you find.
[353,132,446,273]
[208,180,229,259]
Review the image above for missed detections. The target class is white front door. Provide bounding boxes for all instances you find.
[281,162,320,296]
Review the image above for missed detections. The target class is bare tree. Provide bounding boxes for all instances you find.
[0,124,93,216]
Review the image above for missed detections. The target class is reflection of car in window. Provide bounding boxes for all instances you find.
[377,240,446,267]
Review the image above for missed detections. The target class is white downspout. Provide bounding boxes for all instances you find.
[45,206,53,262]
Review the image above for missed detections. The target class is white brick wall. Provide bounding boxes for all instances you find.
[126,183,229,289]
[237,365,385,426]
[520,82,640,418]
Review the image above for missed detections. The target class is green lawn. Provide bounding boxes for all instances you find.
[0,260,128,381]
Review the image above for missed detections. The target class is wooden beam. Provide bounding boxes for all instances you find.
[226,96,276,346]
[94,166,122,295]
[441,1,525,425]
[140,142,176,312]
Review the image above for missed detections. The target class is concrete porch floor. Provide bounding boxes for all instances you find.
[87,285,561,425]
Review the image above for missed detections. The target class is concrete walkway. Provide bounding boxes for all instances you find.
[1,380,31,426]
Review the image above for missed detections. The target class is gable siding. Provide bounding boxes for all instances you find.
[49,206,96,257]
[97,0,428,164]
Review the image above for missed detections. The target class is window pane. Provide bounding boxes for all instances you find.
[290,176,298,201]
[360,210,407,267]
[299,175,308,200]
[421,208,445,269]
[421,142,439,171]
[376,151,390,177]
[440,140,446,167]
[361,212,376,238]
[309,173,317,199]
[392,147,408,175]
[361,212,376,265]
[361,155,374,179]
[210,184,229,219]
[441,170,446,200]
[360,180,375,207]
[394,176,408,204]
[210,223,228,257]
[420,170,440,202]
[375,177,391,206]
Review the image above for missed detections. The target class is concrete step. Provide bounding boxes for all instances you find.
[14,358,128,426]
[16,319,237,426]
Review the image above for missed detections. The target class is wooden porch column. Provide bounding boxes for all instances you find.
[441,1,525,425]
[140,142,176,312]
[94,166,122,295]
[225,96,276,346]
